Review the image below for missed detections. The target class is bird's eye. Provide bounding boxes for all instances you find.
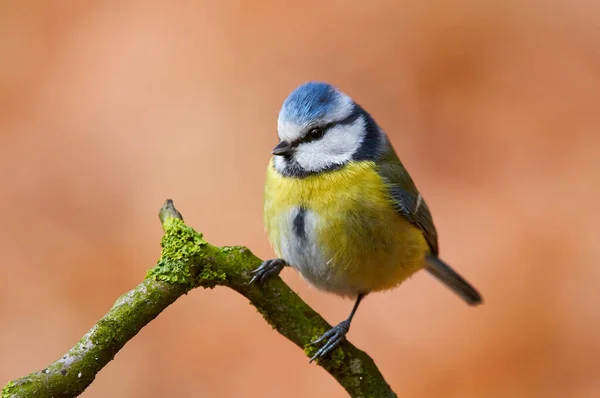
[308,127,324,140]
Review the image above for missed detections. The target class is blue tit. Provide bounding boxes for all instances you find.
[250,81,482,362]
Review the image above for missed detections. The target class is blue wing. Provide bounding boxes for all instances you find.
[375,139,439,255]
[376,138,482,305]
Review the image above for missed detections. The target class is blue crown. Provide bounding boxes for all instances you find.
[279,82,343,126]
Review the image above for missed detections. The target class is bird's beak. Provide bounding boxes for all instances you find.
[272,140,294,156]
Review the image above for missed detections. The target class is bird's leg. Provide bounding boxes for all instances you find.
[249,258,288,284]
[309,293,365,362]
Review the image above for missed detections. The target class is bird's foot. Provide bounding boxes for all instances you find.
[249,258,287,284]
[309,319,350,363]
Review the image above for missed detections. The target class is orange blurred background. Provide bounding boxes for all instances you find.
[1,1,600,397]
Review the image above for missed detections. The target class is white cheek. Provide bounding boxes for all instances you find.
[294,116,366,172]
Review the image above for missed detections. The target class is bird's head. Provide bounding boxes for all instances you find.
[272,81,385,177]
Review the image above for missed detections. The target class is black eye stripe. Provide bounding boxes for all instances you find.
[289,105,363,147]
[299,109,362,144]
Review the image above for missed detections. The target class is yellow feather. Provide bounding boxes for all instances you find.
[264,158,429,295]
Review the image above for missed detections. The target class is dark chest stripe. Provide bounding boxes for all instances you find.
[292,206,307,243]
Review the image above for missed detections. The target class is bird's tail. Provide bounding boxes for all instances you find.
[425,255,483,306]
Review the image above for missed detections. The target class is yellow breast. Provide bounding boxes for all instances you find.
[264,159,429,296]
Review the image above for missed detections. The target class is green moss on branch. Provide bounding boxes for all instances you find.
[3,199,396,398]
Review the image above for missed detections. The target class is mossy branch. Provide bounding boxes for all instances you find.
[3,199,396,398]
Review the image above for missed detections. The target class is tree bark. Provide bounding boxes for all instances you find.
[2,199,396,398]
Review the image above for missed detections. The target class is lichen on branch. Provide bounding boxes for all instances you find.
[3,199,396,398]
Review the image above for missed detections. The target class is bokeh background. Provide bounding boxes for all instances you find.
[2,1,600,397]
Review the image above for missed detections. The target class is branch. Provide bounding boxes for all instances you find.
[3,200,396,398]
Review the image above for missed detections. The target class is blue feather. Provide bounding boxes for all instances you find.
[280,81,341,126]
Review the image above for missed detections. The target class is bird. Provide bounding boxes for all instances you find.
[250,81,482,362]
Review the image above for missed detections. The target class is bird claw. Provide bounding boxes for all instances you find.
[248,258,286,285]
[309,320,350,363]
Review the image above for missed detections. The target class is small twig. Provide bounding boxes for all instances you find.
[3,200,396,398]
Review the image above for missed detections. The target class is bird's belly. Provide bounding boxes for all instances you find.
[264,160,430,297]
[270,204,428,297]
